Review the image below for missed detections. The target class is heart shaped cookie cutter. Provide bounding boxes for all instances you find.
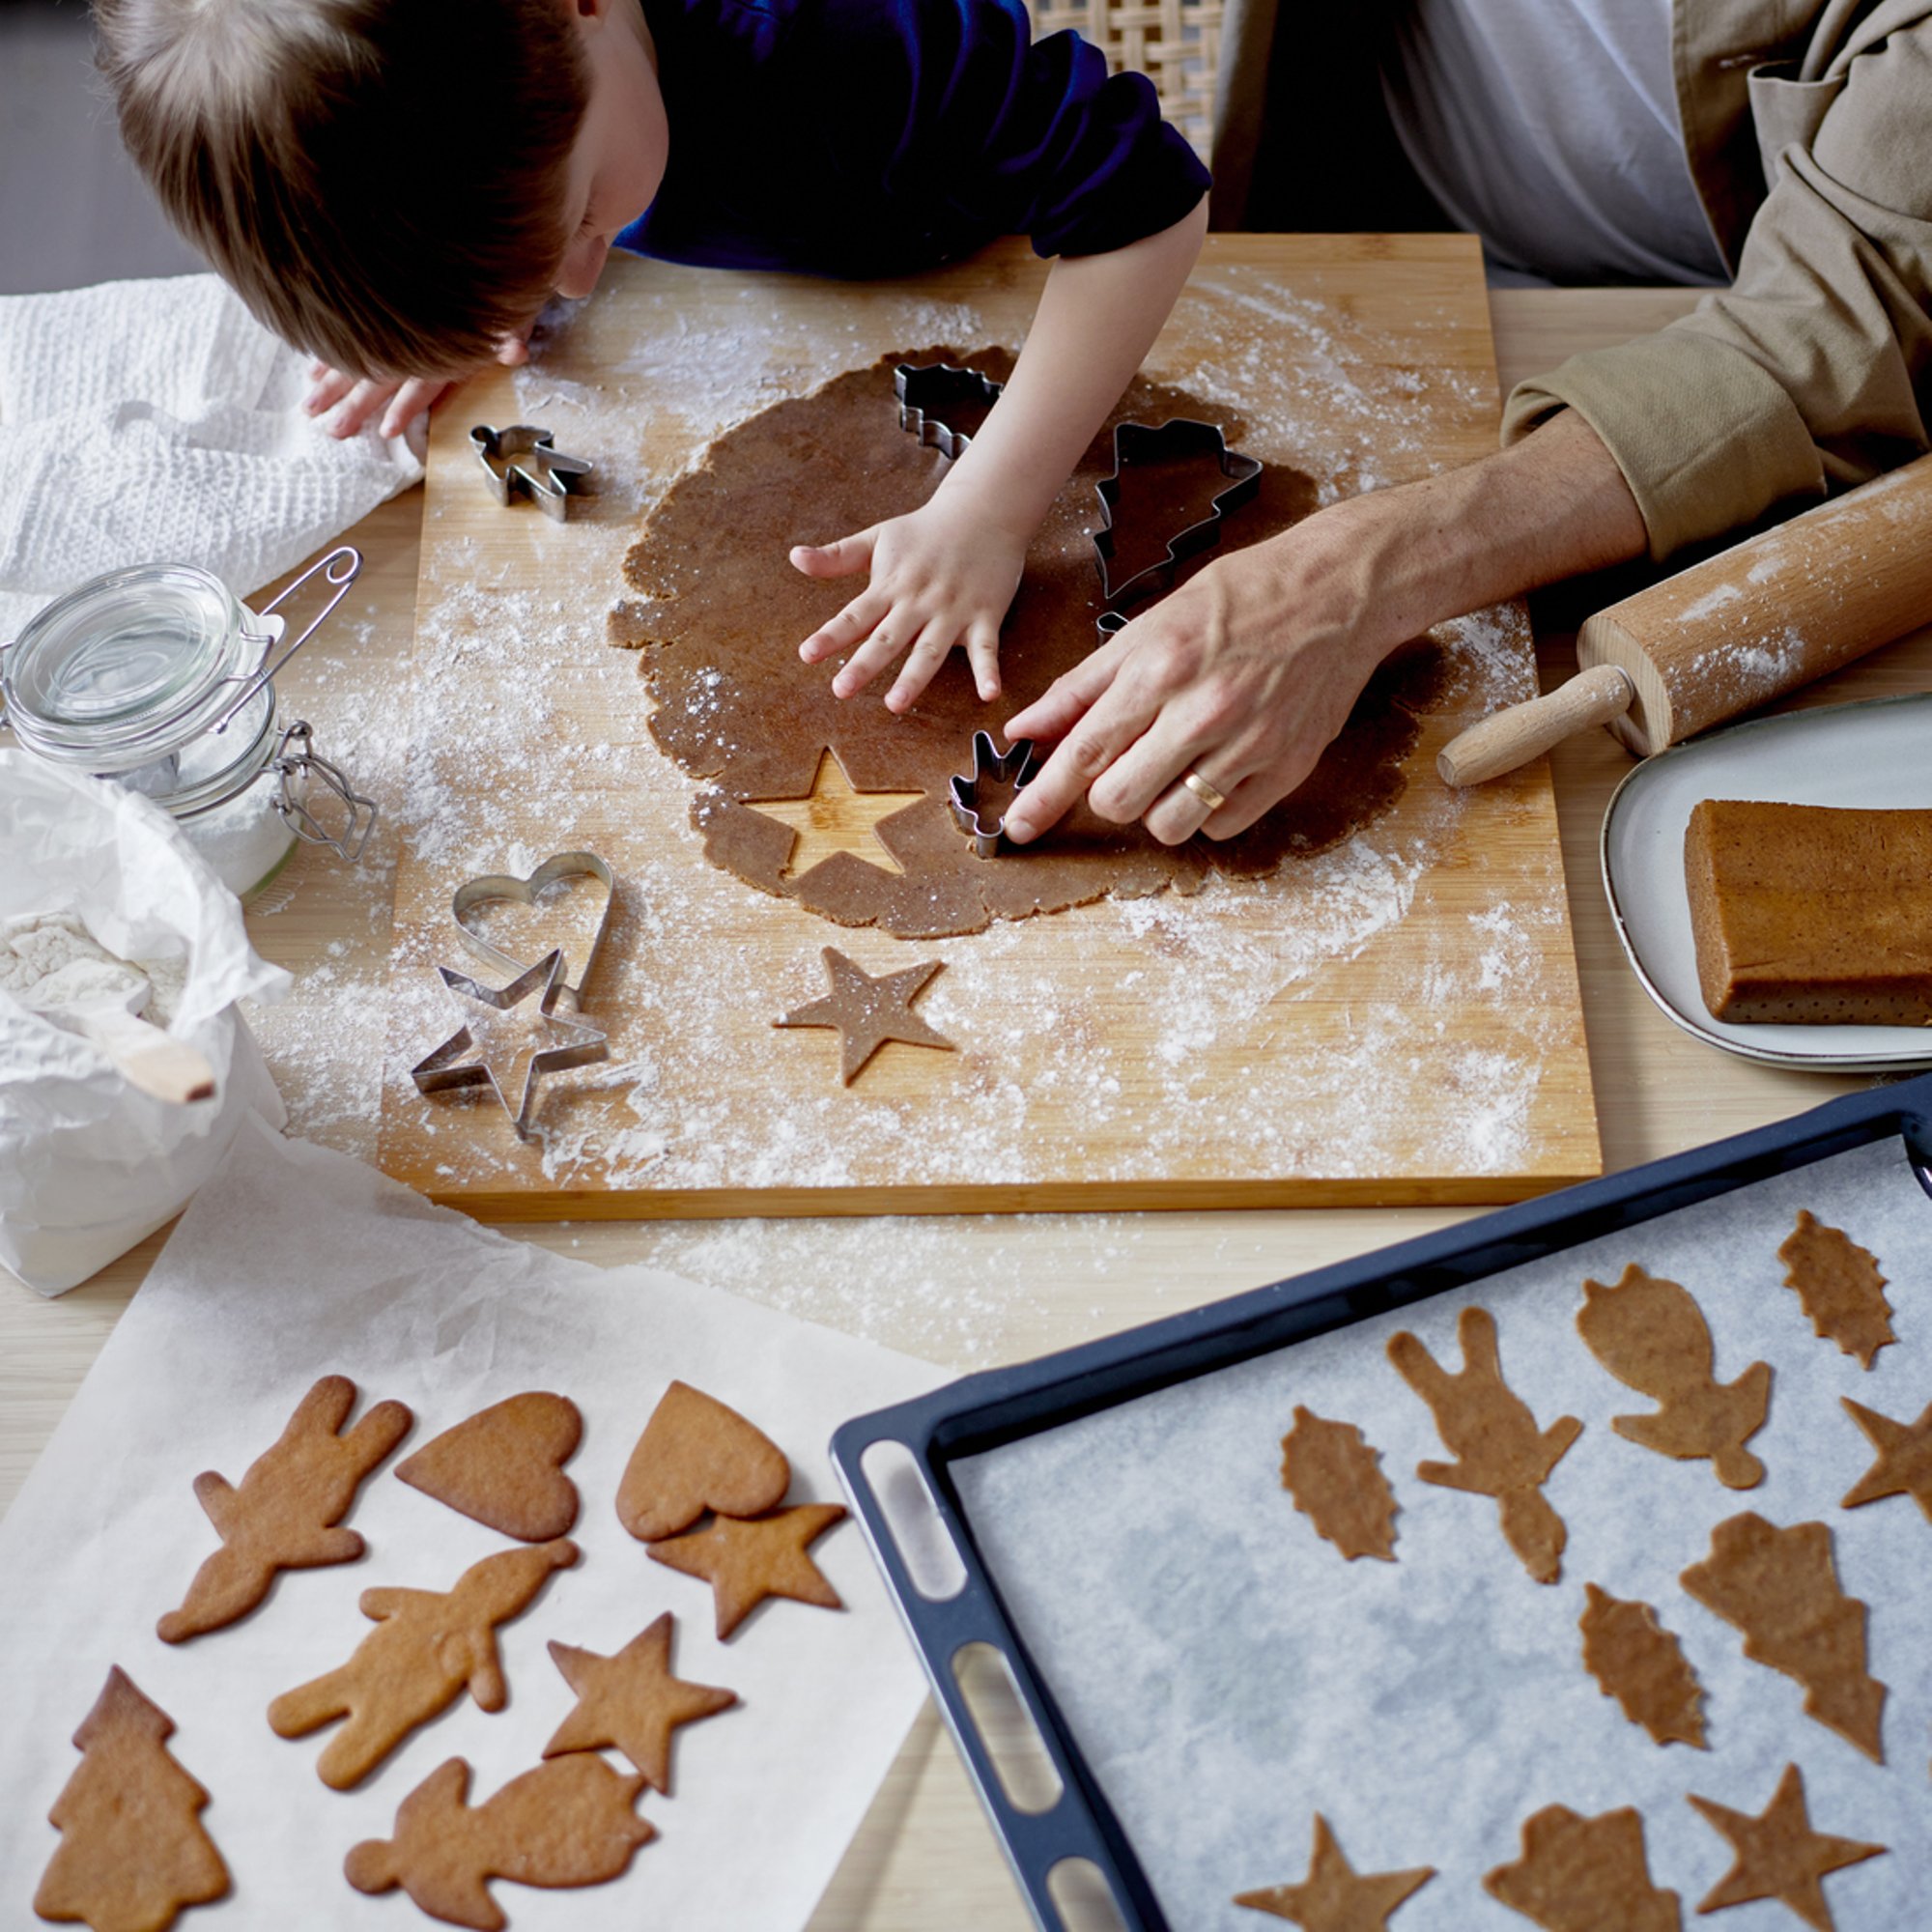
[450,851,615,1007]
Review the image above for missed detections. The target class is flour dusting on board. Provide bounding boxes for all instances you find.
[250,264,1587,1212]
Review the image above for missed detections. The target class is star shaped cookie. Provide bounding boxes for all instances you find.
[1236,1814,1433,1928]
[1839,1395,1932,1520]
[543,1613,736,1793]
[646,1503,846,1639]
[775,948,954,1085]
[1688,1762,1883,1930]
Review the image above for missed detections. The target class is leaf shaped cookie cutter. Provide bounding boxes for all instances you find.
[948,729,1041,859]
[894,362,1005,462]
[1091,418,1263,608]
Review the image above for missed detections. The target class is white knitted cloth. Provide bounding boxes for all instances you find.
[0,273,422,639]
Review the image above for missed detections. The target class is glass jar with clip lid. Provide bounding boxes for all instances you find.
[0,546,377,899]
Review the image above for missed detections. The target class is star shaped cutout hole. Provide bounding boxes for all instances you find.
[1687,1762,1884,1930]
[742,748,925,881]
[411,950,608,1141]
[645,1502,846,1640]
[773,947,955,1086]
[542,1613,736,1794]
[1235,1813,1434,1929]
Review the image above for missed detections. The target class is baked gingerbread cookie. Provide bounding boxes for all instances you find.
[269,1540,579,1789]
[1386,1306,1581,1584]
[395,1392,583,1542]
[1483,1804,1680,1931]
[616,1380,790,1544]
[544,1612,736,1793]
[346,1754,653,1931]
[34,1667,230,1932]
[157,1375,412,1643]
[1687,1762,1883,1930]
[1234,1812,1434,1928]
[1578,1583,1706,1748]
[1278,1406,1399,1563]
[647,1502,846,1639]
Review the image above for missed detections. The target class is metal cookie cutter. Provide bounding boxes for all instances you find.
[948,728,1041,859]
[450,850,615,1010]
[469,424,594,521]
[895,362,1005,461]
[1091,418,1262,608]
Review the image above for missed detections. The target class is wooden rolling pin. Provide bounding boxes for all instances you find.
[1438,451,1932,785]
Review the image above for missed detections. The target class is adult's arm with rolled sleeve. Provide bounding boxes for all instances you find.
[1502,6,1932,561]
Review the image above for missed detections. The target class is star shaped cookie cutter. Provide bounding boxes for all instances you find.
[450,850,615,1011]
[894,361,1005,461]
[1091,417,1262,608]
[410,949,609,1141]
[469,424,594,521]
[948,728,1041,859]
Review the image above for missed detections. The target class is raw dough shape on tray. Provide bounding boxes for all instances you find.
[1577,1583,1707,1748]
[1576,1265,1770,1489]
[543,1612,736,1793]
[1678,1512,1885,1762]
[1386,1306,1582,1584]
[1685,1761,1884,1931]
[610,349,1454,940]
[646,1501,846,1640]
[1277,1406,1400,1562]
[395,1392,583,1543]
[1482,1804,1680,1932]
[1838,1395,1932,1520]
[615,1379,790,1544]
[269,1540,580,1789]
[1776,1210,1896,1370]
[774,947,955,1085]
[1232,1811,1434,1928]
[157,1374,413,1644]
[345,1753,653,1931]
[34,1666,231,1932]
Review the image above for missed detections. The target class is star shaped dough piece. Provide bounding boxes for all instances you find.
[748,749,925,880]
[646,1502,846,1639]
[1688,1762,1884,1930]
[1235,1814,1434,1929]
[411,950,608,1140]
[775,948,955,1085]
[1839,1395,1932,1520]
[543,1613,736,1792]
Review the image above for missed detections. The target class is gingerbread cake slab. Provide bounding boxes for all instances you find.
[374,239,1598,1216]
[922,1127,1932,1928]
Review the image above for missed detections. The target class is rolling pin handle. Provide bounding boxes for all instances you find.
[1436,664,1635,786]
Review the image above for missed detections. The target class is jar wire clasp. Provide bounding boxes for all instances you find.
[208,545,362,734]
[272,721,377,863]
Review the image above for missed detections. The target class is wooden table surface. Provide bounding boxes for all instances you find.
[7,280,1930,1931]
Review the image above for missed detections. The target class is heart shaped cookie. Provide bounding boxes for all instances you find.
[451,853,614,996]
[396,1392,583,1542]
[617,1381,789,1544]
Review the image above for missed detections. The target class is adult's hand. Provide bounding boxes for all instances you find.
[1000,409,1650,845]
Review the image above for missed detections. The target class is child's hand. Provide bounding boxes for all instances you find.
[791,494,1026,713]
[302,331,532,441]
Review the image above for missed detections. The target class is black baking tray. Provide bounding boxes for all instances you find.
[829,1073,1932,1932]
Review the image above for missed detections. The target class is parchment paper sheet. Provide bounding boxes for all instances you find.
[954,1135,1932,1930]
[0,1120,947,1928]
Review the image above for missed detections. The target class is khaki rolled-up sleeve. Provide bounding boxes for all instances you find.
[1502,12,1932,561]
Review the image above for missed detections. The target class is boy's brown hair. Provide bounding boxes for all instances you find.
[95,0,588,378]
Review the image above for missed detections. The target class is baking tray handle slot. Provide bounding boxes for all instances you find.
[952,1641,1065,1815]
[861,1438,968,1601]
[1045,1857,1131,1932]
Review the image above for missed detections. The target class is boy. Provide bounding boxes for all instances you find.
[96,0,1209,713]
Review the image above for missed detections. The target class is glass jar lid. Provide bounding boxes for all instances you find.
[1,563,282,774]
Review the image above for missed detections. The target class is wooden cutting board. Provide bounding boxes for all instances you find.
[376,236,1600,1215]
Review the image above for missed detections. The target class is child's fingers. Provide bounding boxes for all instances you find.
[789,529,876,580]
[304,367,357,418]
[884,618,960,714]
[964,619,1003,703]
[800,586,890,667]
[379,378,447,439]
[326,379,394,440]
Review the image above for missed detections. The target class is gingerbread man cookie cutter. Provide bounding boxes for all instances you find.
[1091,418,1262,608]
[893,361,1005,462]
[469,424,594,522]
[948,729,1041,859]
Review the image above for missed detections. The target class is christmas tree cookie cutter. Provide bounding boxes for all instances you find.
[1091,418,1262,608]
[894,362,1005,461]
[469,425,594,521]
[947,729,1040,859]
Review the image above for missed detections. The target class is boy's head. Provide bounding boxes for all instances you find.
[96,0,648,379]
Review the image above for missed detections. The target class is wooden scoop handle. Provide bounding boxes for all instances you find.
[1435,665,1635,786]
[71,1004,217,1105]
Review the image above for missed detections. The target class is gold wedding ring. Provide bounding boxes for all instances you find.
[1180,769,1228,813]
